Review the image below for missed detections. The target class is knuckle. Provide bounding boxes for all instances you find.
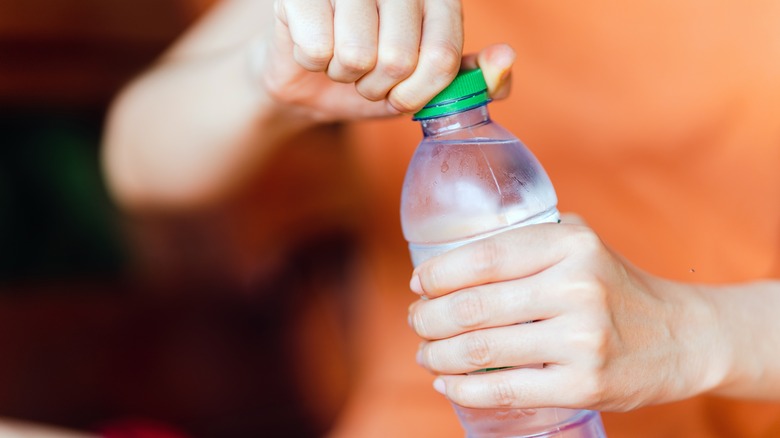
[335,45,376,74]
[422,343,443,372]
[419,264,444,295]
[574,276,609,310]
[354,82,385,101]
[377,47,417,79]
[387,41,461,112]
[464,333,493,369]
[491,377,519,408]
[296,42,333,68]
[472,237,505,279]
[426,41,460,71]
[568,331,609,407]
[575,323,610,359]
[567,305,611,353]
[451,290,489,330]
[575,374,605,407]
[566,224,604,255]
[411,309,432,339]
[423,40,461,77]
[387,88,422,113]
[446,379,467,405]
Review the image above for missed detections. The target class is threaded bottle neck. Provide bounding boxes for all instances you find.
[419,104,491,137]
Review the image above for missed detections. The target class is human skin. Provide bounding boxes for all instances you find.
[102,0,512,211]
[104,0,780,417]
[408,215,780,411]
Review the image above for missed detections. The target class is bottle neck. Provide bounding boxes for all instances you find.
[419,104,490,137]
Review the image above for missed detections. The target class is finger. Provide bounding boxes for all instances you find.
[409,276,562,340]
[412,222,569,298]
[417,320,565,375]
[355,0,422,100]
[386,0,463,113]
[327,0,379,83]
[461,43,516,99]
[276,0,335,71]
[434,365,578,409]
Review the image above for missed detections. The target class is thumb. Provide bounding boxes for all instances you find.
[461,43,516,100]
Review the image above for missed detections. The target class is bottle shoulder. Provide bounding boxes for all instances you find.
[422,118,516,143]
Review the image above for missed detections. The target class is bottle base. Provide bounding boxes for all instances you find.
[452,405,606,438]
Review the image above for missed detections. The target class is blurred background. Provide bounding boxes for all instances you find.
[0,1,359,436]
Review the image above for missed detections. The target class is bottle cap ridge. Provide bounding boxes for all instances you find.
[413,69,489,120]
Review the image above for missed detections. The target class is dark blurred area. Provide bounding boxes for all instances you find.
[0,1,357,436]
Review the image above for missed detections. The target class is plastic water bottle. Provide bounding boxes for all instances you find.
[400,69,607,437]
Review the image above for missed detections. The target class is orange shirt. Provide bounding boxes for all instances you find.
[335,1,780,437]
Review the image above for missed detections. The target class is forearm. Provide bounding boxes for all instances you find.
[703,279,780,399]
[102,0,480,211]
[103,43,307,211]
[102,0,311,211]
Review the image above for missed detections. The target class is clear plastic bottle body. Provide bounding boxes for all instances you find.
[402,105,560,262]
[401,106,559,265]
[400,104,606,437]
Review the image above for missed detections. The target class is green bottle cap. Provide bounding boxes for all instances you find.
[413,68,490,120]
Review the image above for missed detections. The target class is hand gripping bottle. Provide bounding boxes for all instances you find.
[400,69,607,438]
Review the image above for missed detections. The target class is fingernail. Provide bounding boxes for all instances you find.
[433,378,446,395]
[409,275,423,295]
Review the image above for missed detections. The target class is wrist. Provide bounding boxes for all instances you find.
[650,278,730,403]
[681,282,734,397]
[702,281,780,399]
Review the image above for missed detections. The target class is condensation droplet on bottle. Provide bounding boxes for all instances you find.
[441,162,450,173]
